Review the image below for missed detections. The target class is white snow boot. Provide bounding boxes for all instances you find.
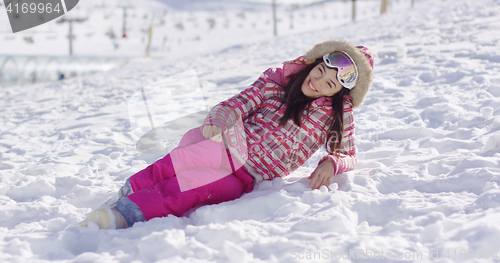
[77,208,128,229]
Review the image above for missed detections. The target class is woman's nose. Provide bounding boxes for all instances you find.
[312,76,325,86]
[312,75,322,82]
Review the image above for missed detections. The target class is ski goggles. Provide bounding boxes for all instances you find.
[322,51,358,90]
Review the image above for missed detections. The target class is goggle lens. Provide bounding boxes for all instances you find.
[322,52,358,90]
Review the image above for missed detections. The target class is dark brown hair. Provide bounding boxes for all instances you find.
[277,58,350,153]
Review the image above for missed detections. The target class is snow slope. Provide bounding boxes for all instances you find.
[2,0,500,262]
[0,0,412,58]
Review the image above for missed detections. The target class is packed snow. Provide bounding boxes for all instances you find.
[2,0,500,262]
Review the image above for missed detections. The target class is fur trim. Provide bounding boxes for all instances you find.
[303,39,373,108]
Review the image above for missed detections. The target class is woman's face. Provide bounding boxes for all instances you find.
[301,62,343,99]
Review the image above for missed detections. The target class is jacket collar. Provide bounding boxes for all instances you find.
[311,94,353,107]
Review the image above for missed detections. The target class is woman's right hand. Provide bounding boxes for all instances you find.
[202,125,223,143]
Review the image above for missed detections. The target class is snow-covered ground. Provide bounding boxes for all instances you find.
[2,0,500,262]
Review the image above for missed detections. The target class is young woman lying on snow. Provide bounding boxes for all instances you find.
[78,38,374,229]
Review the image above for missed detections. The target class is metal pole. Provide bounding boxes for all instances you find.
[69,21,73,55]
[352,0,356,21]
[381,0,388,14]
[119,5,133,38]
[411,0,414,8]
[272,0,277,36]
[58,17,86,56]
[122,7,127,38]
[145,12,155,57]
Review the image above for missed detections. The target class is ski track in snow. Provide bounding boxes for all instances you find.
[2,0,500,262]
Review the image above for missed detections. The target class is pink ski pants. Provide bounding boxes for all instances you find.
[126,126,254,221]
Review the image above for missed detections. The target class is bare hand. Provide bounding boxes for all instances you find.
[201,125,223,143]
[308,158,336,189]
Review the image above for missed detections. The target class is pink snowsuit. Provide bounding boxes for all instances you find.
[114,56,357,225]
[124,127,254,221]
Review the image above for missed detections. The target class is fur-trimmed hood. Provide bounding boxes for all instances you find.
[297,39,374,108]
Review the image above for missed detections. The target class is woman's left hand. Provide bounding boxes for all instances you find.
[201,124,223,143]
[308,158,336,189]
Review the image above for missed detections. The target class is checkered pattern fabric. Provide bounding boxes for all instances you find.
[204,66,356,180]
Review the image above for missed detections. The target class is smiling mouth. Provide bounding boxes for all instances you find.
[308,80,318,92]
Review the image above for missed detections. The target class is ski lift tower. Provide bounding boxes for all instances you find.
[119,4,134,38]
[57,16,87,55]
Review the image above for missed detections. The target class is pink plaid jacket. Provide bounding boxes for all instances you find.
[203,57,356,180]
